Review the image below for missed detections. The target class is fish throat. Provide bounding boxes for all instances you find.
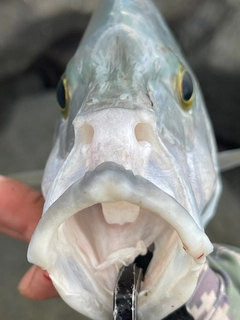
[57,201,174,292]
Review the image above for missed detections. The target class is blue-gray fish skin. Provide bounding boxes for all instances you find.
[28,1,222,319]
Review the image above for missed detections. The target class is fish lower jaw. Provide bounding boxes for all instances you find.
[28,162,213,319]
[48,214,200,320]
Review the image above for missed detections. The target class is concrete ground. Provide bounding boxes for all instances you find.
[0,1,240,320]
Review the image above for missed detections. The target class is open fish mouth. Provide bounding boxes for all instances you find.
[28,162,213,318]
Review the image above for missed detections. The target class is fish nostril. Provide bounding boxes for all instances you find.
[79,124,94,144]
[134,123,154,145]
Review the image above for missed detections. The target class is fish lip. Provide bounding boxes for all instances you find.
[28,161,213,269]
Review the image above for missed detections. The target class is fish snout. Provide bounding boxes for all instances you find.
[74,108,157,173]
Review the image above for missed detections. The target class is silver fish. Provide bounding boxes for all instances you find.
[28,0,222,319]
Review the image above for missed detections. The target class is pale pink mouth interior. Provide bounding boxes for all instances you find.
[28,161,213,309]
[60,201,177,291]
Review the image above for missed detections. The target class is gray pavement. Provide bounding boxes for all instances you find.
[0,1,240,319]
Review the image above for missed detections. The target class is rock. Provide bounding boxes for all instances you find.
[172,0,231,60]
[155,0,197,21]
[0,91,59,174]
[0,0,95,80]
[195,67,240,147]
[206,168,240,247]
[207,10,240,72]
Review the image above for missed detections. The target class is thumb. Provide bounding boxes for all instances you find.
[18,265,59,300]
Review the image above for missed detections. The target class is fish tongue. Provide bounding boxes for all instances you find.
[101,201,140,224]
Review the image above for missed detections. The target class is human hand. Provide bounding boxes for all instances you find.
[0,176,59,300]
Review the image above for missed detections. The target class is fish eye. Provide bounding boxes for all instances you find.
[177,66,194,110]
[56,75,70,118]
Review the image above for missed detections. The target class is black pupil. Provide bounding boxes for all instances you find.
[56,79,66,109]
[182,71,193,102]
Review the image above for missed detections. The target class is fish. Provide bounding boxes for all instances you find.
[27,0,222,319]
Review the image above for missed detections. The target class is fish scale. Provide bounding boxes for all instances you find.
[27,0,222,319]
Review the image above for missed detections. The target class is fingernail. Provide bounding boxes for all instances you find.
[18,265,38,292]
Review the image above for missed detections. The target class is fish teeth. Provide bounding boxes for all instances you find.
[101,201,140,225]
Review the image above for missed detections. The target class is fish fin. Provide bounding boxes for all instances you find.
[7,170,43,189]
[218,149,240,172]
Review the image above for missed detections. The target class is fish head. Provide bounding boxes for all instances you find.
[28,1,222,319]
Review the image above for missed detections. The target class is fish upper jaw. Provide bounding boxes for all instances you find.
[45,106,202,225]
[73,107,156,175]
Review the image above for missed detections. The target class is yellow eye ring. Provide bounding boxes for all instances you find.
[177,65,194,110]
[56,74,70,118]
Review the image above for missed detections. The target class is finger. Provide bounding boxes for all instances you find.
[18,265,59,300]
[0,176,44,242]
[0,177,58,300]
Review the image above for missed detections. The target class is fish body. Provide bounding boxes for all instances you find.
[28,0,222,319]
